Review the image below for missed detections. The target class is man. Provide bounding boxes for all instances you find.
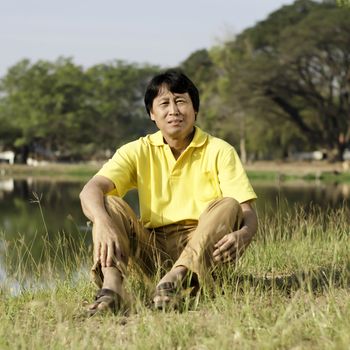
[80,70,258,315]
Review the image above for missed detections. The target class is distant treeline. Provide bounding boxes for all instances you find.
[0,0,349,163]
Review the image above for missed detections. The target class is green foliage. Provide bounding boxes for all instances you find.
[0,58,90,159]
[179,49,222,133]
[0,59,159,161]
[85,61,158,152]
[337,0,350,7]
[209,0,350,160]
[1,0,350,162]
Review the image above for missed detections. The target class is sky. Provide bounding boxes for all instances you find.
[0,0,296,77]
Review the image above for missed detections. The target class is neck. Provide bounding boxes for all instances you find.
[164,128,195,159]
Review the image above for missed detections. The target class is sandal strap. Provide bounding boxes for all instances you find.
[95,288,119,300]
[156,282,176,292]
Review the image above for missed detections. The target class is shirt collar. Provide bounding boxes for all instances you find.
[148,126,208,148]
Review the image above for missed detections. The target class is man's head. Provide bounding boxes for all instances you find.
[144,70,200,116]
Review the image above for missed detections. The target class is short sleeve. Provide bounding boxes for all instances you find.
[217,145,257,203]
[95,142,138,197]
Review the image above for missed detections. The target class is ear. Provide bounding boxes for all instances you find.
[150,110,156,121]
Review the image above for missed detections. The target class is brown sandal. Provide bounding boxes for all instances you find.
[86,288,124,316]
[153,282,181,310]
[153,273,201,311]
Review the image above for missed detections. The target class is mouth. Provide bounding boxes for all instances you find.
[168,118,183,125]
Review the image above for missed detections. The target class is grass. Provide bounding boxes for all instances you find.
[0,204,350,349]
[247,170,350,183]
[2,161,350,183]
[0,163,100,180]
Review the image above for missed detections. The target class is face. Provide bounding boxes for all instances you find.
[150,85,196,141]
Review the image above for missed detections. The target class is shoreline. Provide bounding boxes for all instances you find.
[1,160,350,182]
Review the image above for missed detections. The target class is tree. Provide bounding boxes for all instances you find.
[214,0,350,160]
[0,59,159,161]
[85,61,159,154]
[179,49,223,135]
[0,58,90,162]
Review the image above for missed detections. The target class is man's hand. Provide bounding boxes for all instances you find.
[213,228,252,263]
[80,175,121,268]
[93,216,122,268]
[212,201,258,263]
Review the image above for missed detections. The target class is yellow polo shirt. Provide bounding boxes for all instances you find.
[96,126,257,228]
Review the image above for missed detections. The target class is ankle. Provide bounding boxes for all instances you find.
[102,266,124,294]
[172,265,188,278]
[158,265,188,285]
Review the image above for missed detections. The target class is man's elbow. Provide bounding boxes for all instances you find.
[79,181,92,204]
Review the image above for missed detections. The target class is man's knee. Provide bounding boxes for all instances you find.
[207,196,242,215]
[220,196,240,208]
[104,195,131,217]
[198,196,243,234]
[104,195,125,208]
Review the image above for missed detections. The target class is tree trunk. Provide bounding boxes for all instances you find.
[240,136,247,164]
[239,113,247,164]
[15,145,29,164]
[327,144,345,162]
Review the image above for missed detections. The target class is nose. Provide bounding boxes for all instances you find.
[169,100,179,115]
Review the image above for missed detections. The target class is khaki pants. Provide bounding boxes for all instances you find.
[91,196,243,287]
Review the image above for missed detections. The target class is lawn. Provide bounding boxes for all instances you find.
[0,204,349,349]
[1,160,350,183]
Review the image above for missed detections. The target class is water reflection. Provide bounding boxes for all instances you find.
[1,177,350,292]
[254,180,350,214]
[0,178,91,292]
[1,177,350,240]
[0,178,86,238]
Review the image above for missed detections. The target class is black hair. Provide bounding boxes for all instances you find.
[144,70,200,116]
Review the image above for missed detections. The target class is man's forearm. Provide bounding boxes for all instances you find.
[80,185,108,222]
[80,177,115,223]
[240,203,258,239]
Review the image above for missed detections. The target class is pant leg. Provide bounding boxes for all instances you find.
[172,197,243,284]
[91,195,158,288]
[153,221,198,272]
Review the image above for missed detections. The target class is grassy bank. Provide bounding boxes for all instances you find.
[2,161,350,183]
[0,163,101,180]
[245,160,350,183]
[1,205,349,349]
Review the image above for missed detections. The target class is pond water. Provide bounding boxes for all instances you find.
[1,177,350,291]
